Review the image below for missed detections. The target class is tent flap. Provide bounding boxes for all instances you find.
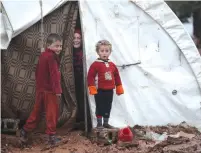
[1,0,67,49]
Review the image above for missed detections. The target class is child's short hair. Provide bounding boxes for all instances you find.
[46,33,62,46]
[95,40,112,52]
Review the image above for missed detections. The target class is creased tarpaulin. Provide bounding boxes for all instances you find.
[0,12,13,49]
[79,0,201,129]
[1,2,79,129]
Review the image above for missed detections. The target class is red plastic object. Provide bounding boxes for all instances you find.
[118,127,134,142]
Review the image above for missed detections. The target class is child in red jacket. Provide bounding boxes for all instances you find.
[73,29,85,123]
[20,33,62,145]
[87,40,124,129]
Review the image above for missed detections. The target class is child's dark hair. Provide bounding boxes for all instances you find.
[46,33,62,46]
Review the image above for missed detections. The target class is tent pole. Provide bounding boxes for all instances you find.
[78,1,88,136]
[39,0,44,52]
[83,28,88,136]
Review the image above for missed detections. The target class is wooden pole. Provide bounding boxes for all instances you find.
[78,1,88,136]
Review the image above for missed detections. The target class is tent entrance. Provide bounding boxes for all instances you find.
[72,10,92,131]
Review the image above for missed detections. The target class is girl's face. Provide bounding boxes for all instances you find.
[97,45,111,60]
[48,40,62,55]
[73,33,81,48]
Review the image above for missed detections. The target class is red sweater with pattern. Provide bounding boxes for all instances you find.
[35,48,62,94]
[87,59,122,90]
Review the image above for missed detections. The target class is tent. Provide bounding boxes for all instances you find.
[1,0,201,131]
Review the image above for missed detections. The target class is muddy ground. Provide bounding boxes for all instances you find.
[1,123,201,153]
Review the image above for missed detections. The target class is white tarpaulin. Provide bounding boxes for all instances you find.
[0,6,13,49]
[0,0,66,49]
[1,0,201,129]
[79,0,201,129]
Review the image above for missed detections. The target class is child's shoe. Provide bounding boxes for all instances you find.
[103,118,115,129]
[20,128,28,143]
[48,135,61,145]
[103,123,115,129]
[96,117,103,129]
[96,122,104,129]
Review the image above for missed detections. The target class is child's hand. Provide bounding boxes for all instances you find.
[116,85,124,95]
[56,94,61,103]
[56,94,61,97]
[88,86,98,95]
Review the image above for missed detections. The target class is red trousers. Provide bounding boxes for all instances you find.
[23,91,59,135]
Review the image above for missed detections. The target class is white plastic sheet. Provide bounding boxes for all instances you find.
[0,13,12,49]
[1,0,66,38]
[79,0,201,129]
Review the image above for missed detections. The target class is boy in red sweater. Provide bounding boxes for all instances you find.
[20,34,62,145]
[87,40,124,129]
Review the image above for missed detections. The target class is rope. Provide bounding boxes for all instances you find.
[39,0,44,52]
[116,61,141,69]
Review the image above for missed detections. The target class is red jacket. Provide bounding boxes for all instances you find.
[35,48,62,94]
[87,59,122,90]
[73,47,83,75]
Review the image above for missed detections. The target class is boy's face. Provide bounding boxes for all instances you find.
[73,33,81,48]
[48,40,62,55]
[97,45,111,60]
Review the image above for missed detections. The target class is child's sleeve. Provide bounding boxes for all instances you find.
[87,62,98,95]
[48,56,62,94]
[114,64,124,95]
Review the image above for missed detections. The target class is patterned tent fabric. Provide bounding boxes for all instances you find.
[1,1,79,128]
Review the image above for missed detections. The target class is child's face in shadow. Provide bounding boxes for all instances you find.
[73,33,81,48]
[48,40,62,55]
[97,45,111,60]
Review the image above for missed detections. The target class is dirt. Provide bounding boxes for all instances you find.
[1,123,201,153]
